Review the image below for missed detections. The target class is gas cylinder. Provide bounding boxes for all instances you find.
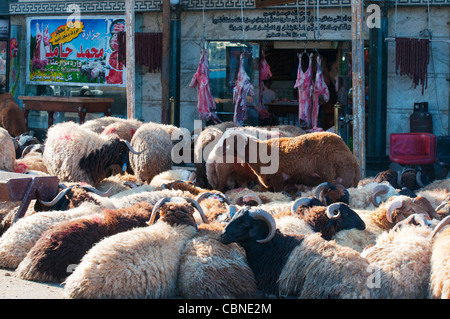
[410,102,433,133]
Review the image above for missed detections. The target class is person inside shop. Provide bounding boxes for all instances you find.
[262,78,277,105]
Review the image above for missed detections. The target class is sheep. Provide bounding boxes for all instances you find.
[177,194,258,299]
[100,118,143,141]
[225,188,291,206]
[14,143,48,175]
[215,130,360,192]
[290,197,366,240]
[43,122,142,186]
[15,201,155,283]
[331,208,386,253]
[149,169,196,189]
[0,127,16,172]
[96,172,143,196]
[429,215,450,299]
[109,187,195,209]
[80,116,127,134]
[33,184,114,212]
[205,127,285,192]
[0,92,27,137]
[369,195,439,230]
[347,182,397,209]
[128,123,174,184]
[361,214,437,299]
[435,196,450,219]
[220,207,384,298]
[194,126,226,188]
[63,196,209,299]
[0,201,104,269]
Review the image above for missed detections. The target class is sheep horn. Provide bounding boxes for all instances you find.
[386,198,408,223]
[147,196,209,226]
[415,171,425,188]
[249,209,277,244]
[196,192,231,205]
[148,197,172,226]
[122,139,144,155]
[396,170,403,188]
[313,182,329,203]
[39,186,74,207]
[188,171,196,182]
[183,197,209,224]
[431,215,450,239]
[371,184,391,207]
[435,200,448,212]
[291,197,312,214]
[81,185,112,197]
[326,203,341,220]
[241,193,263,206]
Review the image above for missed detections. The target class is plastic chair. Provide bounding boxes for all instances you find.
[389,133,436,165]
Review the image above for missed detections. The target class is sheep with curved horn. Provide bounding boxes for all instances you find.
[63,196,209,299]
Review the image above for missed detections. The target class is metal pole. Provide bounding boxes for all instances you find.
[161,0,170,124]
[351,0,366,178]
[125,0,136,119]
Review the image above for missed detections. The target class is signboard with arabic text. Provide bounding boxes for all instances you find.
[26,15,126,87]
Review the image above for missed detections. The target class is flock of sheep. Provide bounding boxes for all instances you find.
[0,116,449,299]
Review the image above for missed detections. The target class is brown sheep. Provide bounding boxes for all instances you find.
[0,93,27,137]
[219,130,360,192]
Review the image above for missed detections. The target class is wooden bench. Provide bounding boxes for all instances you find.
[18,96,114,128]
[0,171,59,224]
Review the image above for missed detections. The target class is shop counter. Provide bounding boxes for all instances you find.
[266,101,298,125]
[19,96,114,128]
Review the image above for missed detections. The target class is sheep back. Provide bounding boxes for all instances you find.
[129,123,173,183]
[254,132,360,191]
[429,226,450,299]
[0,93,27,137]
[0,202,102,269]
[63,222,197,299]
[15,202,154,283]
[363,225,433,299]
[0,127,16,172]
[178,224,258,299]
[43,122,111,184]
[278,233,379,299]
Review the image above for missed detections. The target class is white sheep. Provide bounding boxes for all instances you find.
[63,196,209,298]
[43,122,141,185]
[429,215,450,299]
[0,202,104,269]
[0,126,16,172]
[129,123,175,184]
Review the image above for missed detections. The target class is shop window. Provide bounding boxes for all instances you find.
[207,41,260,123]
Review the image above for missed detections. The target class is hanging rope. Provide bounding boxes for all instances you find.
[240,0,247,43]
[201,0,207,49]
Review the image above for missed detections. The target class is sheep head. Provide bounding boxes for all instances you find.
[147,196,209,228]
[78,138,142,185]
[314,180,349,205]
[385,196,438,226]
[35,184,111,211]
[220,207,276,245]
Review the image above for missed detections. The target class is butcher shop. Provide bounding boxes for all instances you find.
[6,0,450,175]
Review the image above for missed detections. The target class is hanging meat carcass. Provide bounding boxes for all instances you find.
[294,53,313,128]
[189,49,221,124]
[258,49,272,120]
[310,54,329,131]
[233,52,255,124]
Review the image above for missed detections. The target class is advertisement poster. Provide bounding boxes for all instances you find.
[26,15,126,86]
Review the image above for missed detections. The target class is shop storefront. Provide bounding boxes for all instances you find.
[7,0,450,175]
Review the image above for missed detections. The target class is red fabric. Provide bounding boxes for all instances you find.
[389,133,436,165]
[190,49,221,123]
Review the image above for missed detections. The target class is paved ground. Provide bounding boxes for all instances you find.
[0,269,64,299]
